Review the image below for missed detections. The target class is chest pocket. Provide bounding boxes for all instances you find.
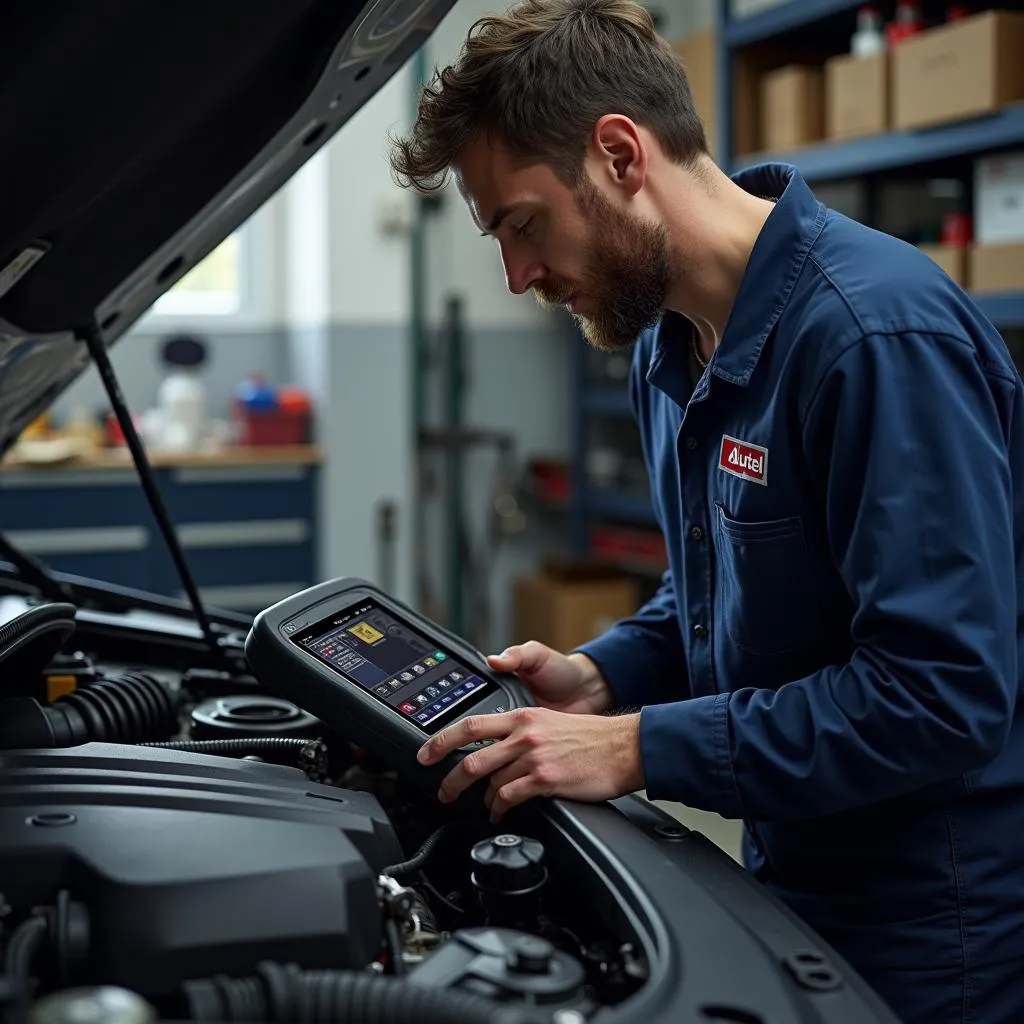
[714,503,819,657]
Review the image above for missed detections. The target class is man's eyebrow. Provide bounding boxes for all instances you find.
[479,203,522,237]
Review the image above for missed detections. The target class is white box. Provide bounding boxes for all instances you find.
[975,151,1024,245]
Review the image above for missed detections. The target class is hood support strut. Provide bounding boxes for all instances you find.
[76,320,225,667]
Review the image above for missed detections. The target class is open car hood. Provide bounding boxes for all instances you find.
[0,0,453,458]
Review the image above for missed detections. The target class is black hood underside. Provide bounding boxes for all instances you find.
[0,0,453,454]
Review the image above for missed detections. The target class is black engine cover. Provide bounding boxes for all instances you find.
[0,743,403,997]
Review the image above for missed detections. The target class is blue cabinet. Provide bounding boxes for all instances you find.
[0,448,320,612]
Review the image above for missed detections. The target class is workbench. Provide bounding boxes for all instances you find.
[0,445,320,612]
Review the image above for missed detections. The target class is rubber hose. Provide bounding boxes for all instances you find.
[382,825,448,879]
[55,672,177,744]
[3,916,47,983]
[183,960,548,1024]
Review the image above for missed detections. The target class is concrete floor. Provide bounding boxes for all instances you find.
[647,796,744,862]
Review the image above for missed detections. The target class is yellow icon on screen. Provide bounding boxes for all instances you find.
[348,621,384,644]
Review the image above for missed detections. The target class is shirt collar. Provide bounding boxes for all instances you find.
[646,162,826,402]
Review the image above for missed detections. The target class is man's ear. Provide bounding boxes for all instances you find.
[590,115,646,197]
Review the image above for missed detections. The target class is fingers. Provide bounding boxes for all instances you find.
[437,735,520,804]
[486,775,537,823]
[483,758,541,822]
[417,711,516,766]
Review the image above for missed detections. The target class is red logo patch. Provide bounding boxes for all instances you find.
[719,435,768,486]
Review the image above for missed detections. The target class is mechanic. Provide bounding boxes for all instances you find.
[389,1,1024,1020]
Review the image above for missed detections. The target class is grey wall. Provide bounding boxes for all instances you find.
[50,326,288,428]
[649,0,715,38]
[292,322,415,605]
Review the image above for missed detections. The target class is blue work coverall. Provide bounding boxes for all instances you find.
[577,163,1024,1023]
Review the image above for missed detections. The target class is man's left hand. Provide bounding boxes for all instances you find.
[417,706,644,822]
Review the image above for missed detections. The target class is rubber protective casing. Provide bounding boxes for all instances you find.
[244,577,531,794]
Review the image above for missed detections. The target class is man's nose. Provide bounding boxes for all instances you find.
[500,246,545,296]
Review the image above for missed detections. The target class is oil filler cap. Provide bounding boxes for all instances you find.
[470,834,547,893]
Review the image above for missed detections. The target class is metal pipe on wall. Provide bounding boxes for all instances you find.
[442,293,467,636]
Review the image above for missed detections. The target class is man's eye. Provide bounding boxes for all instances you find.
[514,218,534,237]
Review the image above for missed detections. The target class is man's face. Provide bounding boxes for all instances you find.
[454,135,670,351]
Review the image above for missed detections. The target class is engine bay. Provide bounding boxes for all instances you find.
[0,599,649,1024]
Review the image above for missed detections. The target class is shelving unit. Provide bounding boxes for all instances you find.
[732,106,1024,182]
[722,0,858,46]
[569,0,1024,564]
[717,0,1024,317]
[975,293,1024,329]
[569,336,660,560]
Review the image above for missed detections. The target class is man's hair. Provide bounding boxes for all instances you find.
[389,0,708,194]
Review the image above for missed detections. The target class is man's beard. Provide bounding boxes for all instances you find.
[536,180,671,352]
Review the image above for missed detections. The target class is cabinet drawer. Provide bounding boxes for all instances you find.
[0,470,149,529]
[160,465,315,523]
[152,538,314,609]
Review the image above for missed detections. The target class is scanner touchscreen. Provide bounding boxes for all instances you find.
[290,598,500,736]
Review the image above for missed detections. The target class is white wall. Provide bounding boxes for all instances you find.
[327,67,415,325]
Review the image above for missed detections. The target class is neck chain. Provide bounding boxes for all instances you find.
[691,331,709,370]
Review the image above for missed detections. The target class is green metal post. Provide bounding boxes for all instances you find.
[410,48,430,614]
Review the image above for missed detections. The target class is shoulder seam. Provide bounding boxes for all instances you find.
[798,328,1003,425]
[806,250,867,336]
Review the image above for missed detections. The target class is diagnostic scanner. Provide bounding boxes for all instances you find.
[244,577,531,793]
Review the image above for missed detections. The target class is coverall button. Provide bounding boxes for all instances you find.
[693,623,708,638]
[685,436,698,450]
[690,525,703,540]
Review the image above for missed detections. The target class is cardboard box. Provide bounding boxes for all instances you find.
[975,151,1024,245]
[673,30,718,160]
[826,51,889,140]
[760,65,824,152]
[918,244,967,286]
[512,562,639,654]
[969,243,1024,293]
[892,11,1024,131]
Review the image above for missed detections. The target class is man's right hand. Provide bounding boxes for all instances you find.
[486,642,615,715]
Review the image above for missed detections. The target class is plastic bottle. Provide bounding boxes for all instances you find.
[157,335,208,451]
[886,0,924,45]
[851,5,886,56]
[234,374,277,412]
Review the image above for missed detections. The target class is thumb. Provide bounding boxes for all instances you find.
[487,646,523,671]
[488,641,548,676]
